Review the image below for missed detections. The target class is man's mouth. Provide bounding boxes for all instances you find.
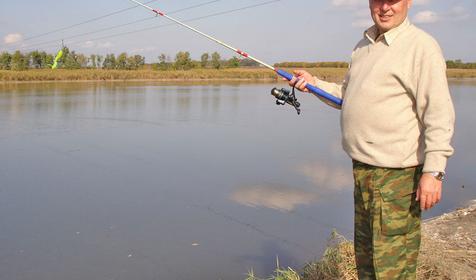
[379,14,393,21]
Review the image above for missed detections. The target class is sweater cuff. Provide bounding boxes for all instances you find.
[423,152,448,173]
[314,77,337,94]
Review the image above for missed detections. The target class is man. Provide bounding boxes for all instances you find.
[290,0,455,279]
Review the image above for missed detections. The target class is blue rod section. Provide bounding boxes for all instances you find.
[276,69,343,107]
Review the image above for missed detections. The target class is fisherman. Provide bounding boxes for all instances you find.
[289,0,455,279]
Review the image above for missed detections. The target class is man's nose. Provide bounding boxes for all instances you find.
[381,3,391,12]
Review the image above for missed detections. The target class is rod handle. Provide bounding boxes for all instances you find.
[276,69,343,106]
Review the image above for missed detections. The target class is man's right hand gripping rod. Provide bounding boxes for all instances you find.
[275,69,343,107]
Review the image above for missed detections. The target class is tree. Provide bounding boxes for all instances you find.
[103,54,116,69]
[76,54,88,68]
[200,52,209,68]
[63,50,81,69]
[211,52,221,69]
[58,47,81,69]
[96,55,103,69]
[174,51,193,70]
[155,53,170,70]
[128,55,145,70]
[44,53,54,68]
[227,56,240,68]
[239,58,260,67]
[116,52,128,69]
[10,51,28,70]
[29,50,43,69]
[90,54,97,68]
[0,52,12,70]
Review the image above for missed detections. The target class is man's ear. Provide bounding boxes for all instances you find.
[407,0,413,9]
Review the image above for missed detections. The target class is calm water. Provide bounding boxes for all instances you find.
[0,81,474,280]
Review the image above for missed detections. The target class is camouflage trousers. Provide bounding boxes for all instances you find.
[353,160,422,280]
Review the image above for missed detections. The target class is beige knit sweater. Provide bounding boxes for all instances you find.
[315,19,455,172]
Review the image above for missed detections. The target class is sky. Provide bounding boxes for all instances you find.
[0,0,475,63]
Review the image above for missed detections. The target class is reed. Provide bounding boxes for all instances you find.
[1,68,475,82]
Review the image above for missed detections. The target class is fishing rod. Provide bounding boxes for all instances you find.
[129,0,343,111]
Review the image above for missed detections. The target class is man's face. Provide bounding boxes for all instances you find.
[369,0,412,33]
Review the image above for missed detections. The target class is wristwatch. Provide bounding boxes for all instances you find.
[429,171,446,181]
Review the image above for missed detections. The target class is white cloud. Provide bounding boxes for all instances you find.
[413,0,432,5]
[413,10,440,23]
[80,41,113,49]
[331,0,365,8]
[448,6,470,21]
[3,33,23,44]
[230,184,318,212]
[296,162,353,191]
[331,2,371,29]
[129,46,158,54]
[82,41,96,48]
[413,6,469,24]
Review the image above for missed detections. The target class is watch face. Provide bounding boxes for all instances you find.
[433,172,445,181]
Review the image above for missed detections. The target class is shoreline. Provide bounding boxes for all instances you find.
[248,200,476,280]
[1,68,475,84]
[0,78,279,84]
[2,76,475,85]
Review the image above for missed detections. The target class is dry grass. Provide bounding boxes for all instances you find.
[302,232,357,280]
[245,202,476,280]
[0,68,278,82]
[1,68,475,82]
[447,69,476,79]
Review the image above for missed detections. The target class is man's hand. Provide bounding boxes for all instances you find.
[416,173,442,211]
[288,70,316,92]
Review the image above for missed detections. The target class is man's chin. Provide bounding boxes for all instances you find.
[377,22,394,33]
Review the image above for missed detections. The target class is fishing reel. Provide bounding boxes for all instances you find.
[271,87,301,115]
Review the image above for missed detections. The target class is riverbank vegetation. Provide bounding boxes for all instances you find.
[1,67,475,82]
[1,48,475,81]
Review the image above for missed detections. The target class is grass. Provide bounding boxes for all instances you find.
[245,257,302,280]
[2,68,475,82]
[244,231,357,280]
[244,228,476,280]
[0,68,278,82]
[447,68,476,79]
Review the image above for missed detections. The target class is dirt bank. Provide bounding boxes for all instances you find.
[419,200,476,279]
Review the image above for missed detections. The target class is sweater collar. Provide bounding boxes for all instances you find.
[364,18,411,46]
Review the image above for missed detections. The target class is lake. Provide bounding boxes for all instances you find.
[0,80,474,280]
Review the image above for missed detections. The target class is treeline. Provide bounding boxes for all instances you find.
[3,49,474,71]
[446,60,476,69]
[0,47,145,71]
[274,61,350,68]
[152,51,260,71]
[0,48,260,71]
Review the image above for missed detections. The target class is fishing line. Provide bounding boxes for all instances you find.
[1,0,159,47]
[19,0,283,53]
[19,0,223,50]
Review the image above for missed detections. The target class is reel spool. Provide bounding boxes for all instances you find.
[271,87,301,115]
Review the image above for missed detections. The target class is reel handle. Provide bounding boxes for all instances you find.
[275,69,343,106]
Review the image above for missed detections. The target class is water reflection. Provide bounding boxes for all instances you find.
[296,161,353,191]
[230,184,318,212]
